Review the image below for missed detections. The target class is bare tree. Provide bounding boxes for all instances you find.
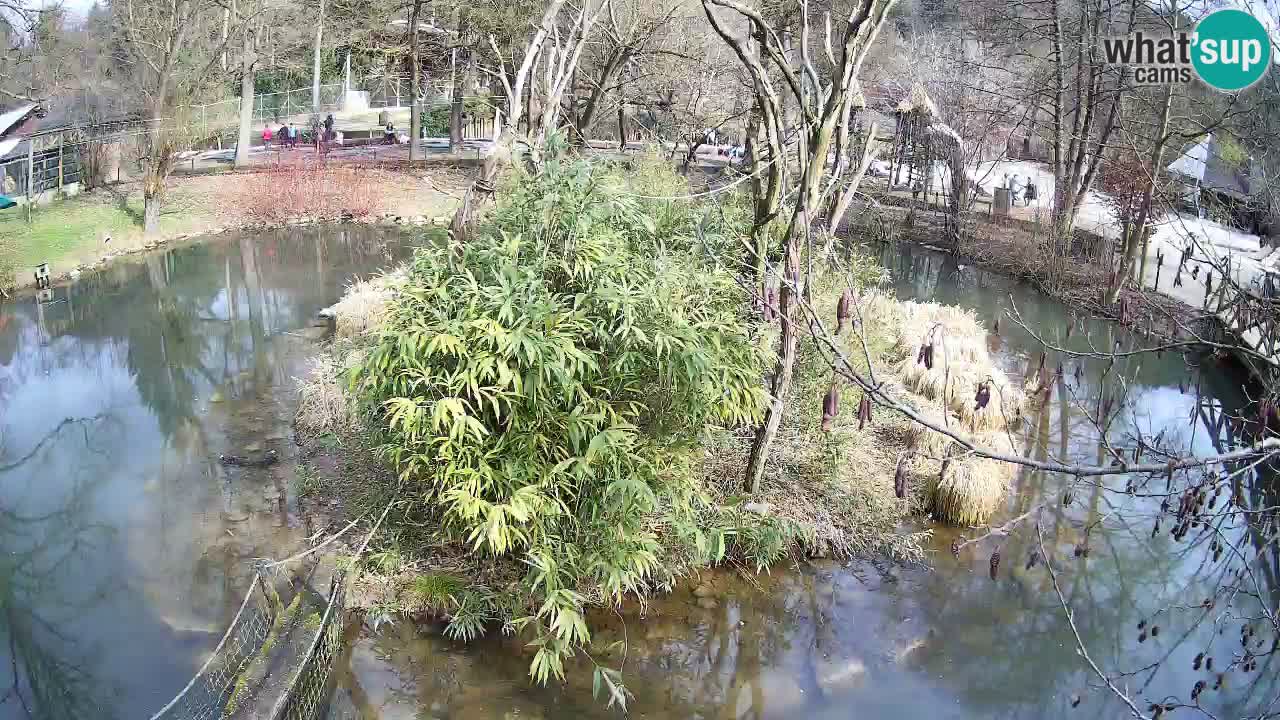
[0,2,89,104]
[117,0,231,232]
[312,0,327,112]
[0,0,37,101]
[703,0,895,494]
[569,0,685,144]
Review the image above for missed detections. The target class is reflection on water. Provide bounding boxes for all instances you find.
[0,226,412,719]
[334,242,1277,720]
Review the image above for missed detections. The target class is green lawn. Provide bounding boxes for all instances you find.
[1,199,135,268]
[0,187,203,272]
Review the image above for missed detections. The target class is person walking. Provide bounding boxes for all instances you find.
[1023,176,1038,206]
[324,113,335,138]
[309,115,323,150]
[277,123,288,149]
[261,124,273,150]
[1007,173,1021,204]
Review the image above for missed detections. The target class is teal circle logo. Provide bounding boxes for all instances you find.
[1192,9,1271,91]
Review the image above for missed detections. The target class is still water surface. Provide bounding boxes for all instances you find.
[330,242,1277,720]
[1,232,1273,720]
[0,226,411,719]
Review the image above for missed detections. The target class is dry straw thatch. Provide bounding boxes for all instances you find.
[924,432,1019,526]
[327,270,406,339]
[890,301,1023,434]
[295,355,357,437]
[865,292,1025,525]
[296,270,404,435]
[295,269,397,436]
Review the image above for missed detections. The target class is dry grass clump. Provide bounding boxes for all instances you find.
[297,268,403,438]
[903,430,1019,526]
[892,301,990,365]
[868,294,1025,525]
[295,355,357,438]
[329,270,405,339]
[888,300,1024,434]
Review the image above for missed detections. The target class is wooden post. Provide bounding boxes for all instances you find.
[1137,225,1151,285]
[26,139,34,223]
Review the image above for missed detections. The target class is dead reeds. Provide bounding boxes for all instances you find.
[295,355,357,438]
[235,161,381,225]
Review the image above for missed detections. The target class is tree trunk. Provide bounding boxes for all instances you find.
[450,49,464,150]
[143,101,170,236]
[143,181,161,234]
[522,73,533,135]
[743,101,842,494]
[235,32,256,168]
[408,0,422,161]
[745,229,801,494]
[221,8,230,72]
[574,47,628,144]
[311,0,326,112]
[1108,81,1173,303]
[827,123,878,235]
[617,102,627,149]
[746,103,784,282]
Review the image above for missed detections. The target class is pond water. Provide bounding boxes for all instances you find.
[2,231,1272,720]
[329,241,1278,720]
[0,225,413,720]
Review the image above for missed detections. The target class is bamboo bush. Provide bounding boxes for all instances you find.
[351,153,767,684]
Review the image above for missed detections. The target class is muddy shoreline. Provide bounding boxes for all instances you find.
[5,213,449,295]
[3,166,470,295]
[845,200,1211,341]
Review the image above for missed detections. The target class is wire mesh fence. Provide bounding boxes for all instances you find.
[268,577,347,720]
[148,575,276,720]
[147,572,351,720]
[1,139,86,198]
[190,85,346,129]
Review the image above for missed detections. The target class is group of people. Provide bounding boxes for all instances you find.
[261,114,338,151]
[1001,173,1039,206]
[261,122,298,149]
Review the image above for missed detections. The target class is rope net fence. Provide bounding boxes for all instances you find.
[268,577,348,720]
[147,576,277,720]
[149,499,394,720]
[148,571,351,720]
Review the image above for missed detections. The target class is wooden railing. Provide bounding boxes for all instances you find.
[1210,265,1279,381]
